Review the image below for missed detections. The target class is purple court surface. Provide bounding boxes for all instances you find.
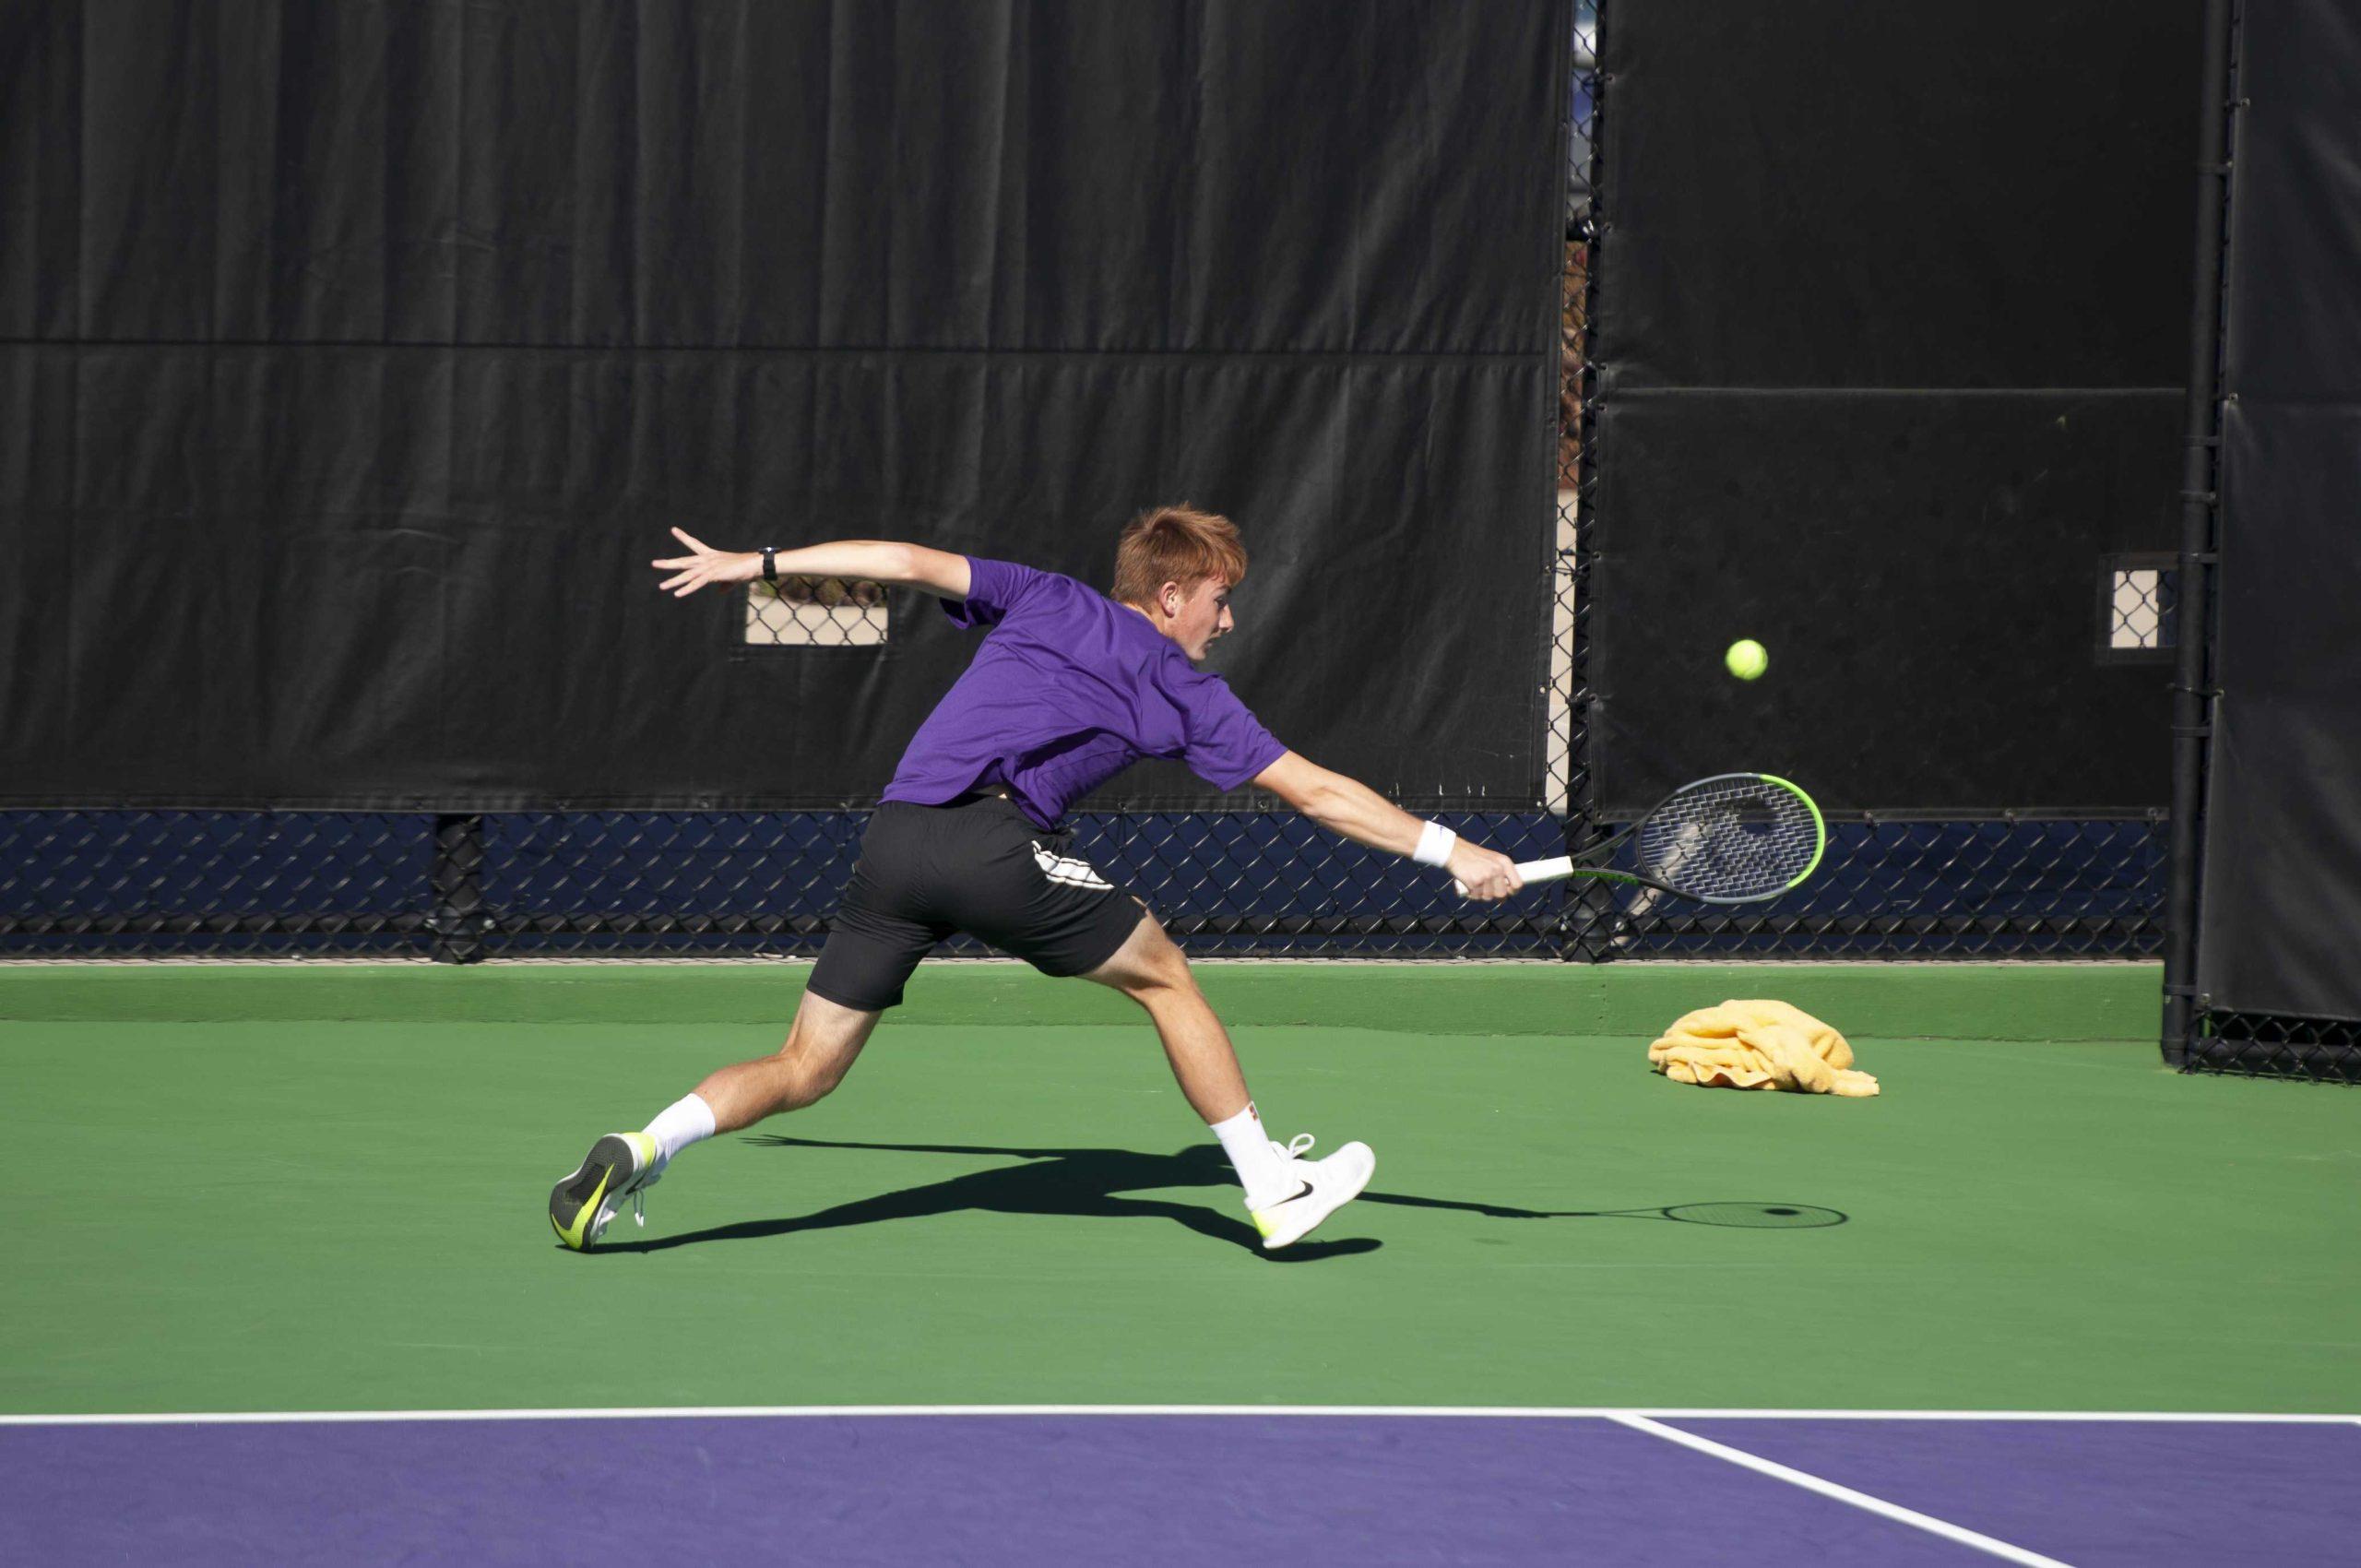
[3,1409,2355,1566]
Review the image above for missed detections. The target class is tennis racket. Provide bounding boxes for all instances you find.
[1458,772,1825,905]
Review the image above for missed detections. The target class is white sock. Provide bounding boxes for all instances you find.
[643,1093,718,1167]
[1209,1103,1294,1209]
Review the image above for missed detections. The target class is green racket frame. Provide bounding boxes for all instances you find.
[1469,773,1826,905]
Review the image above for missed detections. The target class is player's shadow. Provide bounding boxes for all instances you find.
[596,1136,1376,1260]
[590,1135,1845,1259]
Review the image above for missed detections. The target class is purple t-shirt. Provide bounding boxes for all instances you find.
[880,558,1287,827]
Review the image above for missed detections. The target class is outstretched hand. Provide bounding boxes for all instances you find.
[654,528,762,598]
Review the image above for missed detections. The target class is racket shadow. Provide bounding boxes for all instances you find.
[1360,1193,1848,1229]
[587,1135,1381,1261]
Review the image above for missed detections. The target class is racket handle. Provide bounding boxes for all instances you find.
[1453,855,1575,897]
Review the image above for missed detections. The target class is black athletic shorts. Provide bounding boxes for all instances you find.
[806,795,1148,1013]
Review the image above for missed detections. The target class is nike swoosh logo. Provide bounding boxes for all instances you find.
[1264,1181,1316,1208]
[560,1170,613,1249]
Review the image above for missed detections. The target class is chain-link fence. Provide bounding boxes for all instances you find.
[0,4,2169,965]
[2183,1013,2361,1085]
[0,794,2172,961]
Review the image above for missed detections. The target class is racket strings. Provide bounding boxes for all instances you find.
[1635,777,1820,900]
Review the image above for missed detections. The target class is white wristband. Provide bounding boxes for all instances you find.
[1412,821,1457,867]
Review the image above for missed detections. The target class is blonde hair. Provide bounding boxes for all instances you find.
[1111,505,1247,606]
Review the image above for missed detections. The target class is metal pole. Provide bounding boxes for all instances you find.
[1563,0,1615,962]
[429,813,488,964]
[2162,0,2240,1066]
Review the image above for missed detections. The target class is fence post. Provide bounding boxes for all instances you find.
[2162,0,2239,1066]
[429,814,489,964]
[1559,0,1612,962]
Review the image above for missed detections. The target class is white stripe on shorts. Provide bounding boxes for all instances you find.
[1032,843,1113,892]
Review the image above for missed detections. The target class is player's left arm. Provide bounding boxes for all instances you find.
[1252,750,1521,900]
[652,529,973,600]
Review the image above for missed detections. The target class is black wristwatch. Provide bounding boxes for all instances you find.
[760,546,779,584]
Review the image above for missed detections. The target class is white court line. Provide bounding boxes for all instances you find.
[1608,1413,2075,1568]
[0,1404,2354,1427]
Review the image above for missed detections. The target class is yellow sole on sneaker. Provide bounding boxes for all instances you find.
[548,1132,656,1251]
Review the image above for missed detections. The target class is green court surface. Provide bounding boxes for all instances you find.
[5,962,2354,1418]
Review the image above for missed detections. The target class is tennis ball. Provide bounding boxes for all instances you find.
[1725,638,1768,681]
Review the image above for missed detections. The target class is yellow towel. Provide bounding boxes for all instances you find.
[1647,999,1880,1097]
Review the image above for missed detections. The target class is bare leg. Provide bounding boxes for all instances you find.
[691,989,883,1134]
[1083,913,1251,1123]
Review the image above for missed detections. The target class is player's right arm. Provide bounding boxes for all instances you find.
[652,529,974,600]
[1252,751,1522,900]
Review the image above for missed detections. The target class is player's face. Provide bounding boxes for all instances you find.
[1171,576,1234,660]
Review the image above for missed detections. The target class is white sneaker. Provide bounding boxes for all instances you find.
[1247,1134,1376,1251]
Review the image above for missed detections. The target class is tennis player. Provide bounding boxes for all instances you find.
[550,507,1523,1253]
